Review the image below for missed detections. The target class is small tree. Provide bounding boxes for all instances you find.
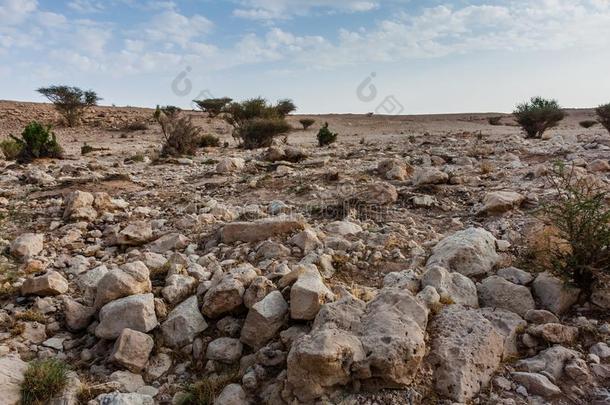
[154,106,202,156]
[542,162,610,292]
[299,118,316,130]
[10,121,63,162]
[513,97,566,139]
[193,97,232,118]
[37,85,101,127]
[275,99,297,117]
[222,98,294,149]
[236,118,291,149]
[596,103,610,134]
[317,122,338,146]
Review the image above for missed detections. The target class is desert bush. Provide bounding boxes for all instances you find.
[199,134,221,147]
[236,118,291,149]
[579,120,598,129]
[596,103,610,133]
[317,122,338,146]
[177,370,238,405]
[154,106,202,156]
[21,359,69,405]
[37,85,100,127]
[0,139,21,160]
[275,99,297,117]
[194,98,232,118]
[223,98,294,149]
[10,122,63,162]
[487,116,502,126]
[124,121,148,131]
[513,97,566,138]
[542,162,610,291]
[299,118,316,130]
[81,143,94,155]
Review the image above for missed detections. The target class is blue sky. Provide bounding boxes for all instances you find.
[1,0,610,114]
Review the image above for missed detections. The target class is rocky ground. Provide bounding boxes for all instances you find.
[0,100,609,405]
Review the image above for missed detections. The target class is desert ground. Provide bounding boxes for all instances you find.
[0,100,609,404]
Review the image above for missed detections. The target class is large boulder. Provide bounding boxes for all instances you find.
[146,233,189,253]
[202,277,246,319]
[10,233,44,258]
[241,290,288,349]
[63,297,95,331]
[532,272,580,315]
[215,384,247,405]
[219,215,305,244]
[96,293,158,339]
[288,328,365,402]
[63,190,96,221]
[161,296,208,348]
[290,265,334,320]
[287,288,431,402]
[110,328,154,372]
[426,227,499,277]
[527,323,579,345]
[421,265,478,307]
[206,338,243,364]
[477,276,535,316]
[413,167,448,186]
[94,392,154,405]
[116,222,153,246]
[0,355,28,405]
[21,271,68,296]
[94,261,151,308]
[351,182,398,205]
[428,305,504,402]
[479,308,526,359]
[161,274,197,305]
[216,157,245,173]
[511,372,561,397]
[515,345,580,380]
[481,191,525,214]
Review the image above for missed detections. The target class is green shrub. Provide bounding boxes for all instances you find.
[177,371,238,405]
[317,122,338,146]
[299,118,316,130]
[542,162,610,292]
[21,359,69,405]
[123,121,148,131]
[194,98,232,118]
[579,120,598,129]
[223,98,295,149]
[199,134,221,147]
[275,99,297,117]
[154,107,202,156]
[37,85,100,127]
[0,139,22,160]
[513,97,566,138]
[10,122,63,162]
[81,143,94,155]
[596,103,610,133]
[237,118,291,149]
[487,116,502,126]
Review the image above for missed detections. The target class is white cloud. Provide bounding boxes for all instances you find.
[233,0,380,20]
[0,0,37,24]
[143,10,214,48]
[68,0,104,13]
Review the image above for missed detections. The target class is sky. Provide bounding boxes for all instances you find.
[1,0,610,114]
